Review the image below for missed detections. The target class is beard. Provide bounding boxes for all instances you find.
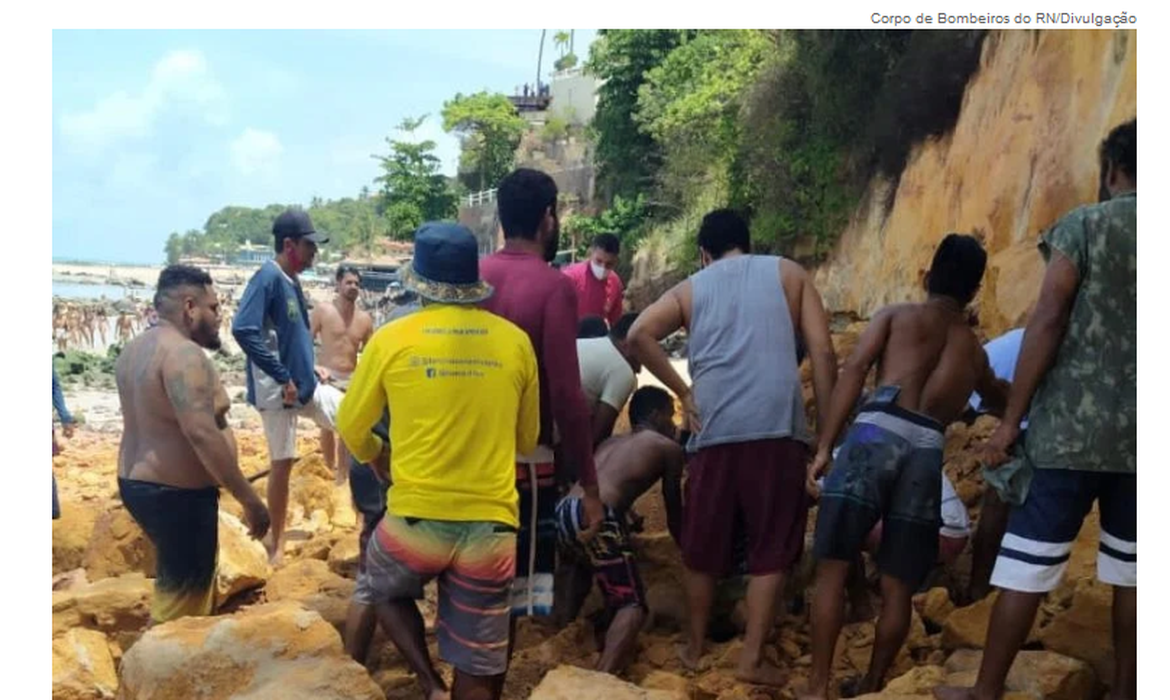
[194,317,222,351]
[343,288,360,302]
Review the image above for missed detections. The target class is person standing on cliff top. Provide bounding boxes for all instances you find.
[309,264,374,485]
[479,168,605,624]
[563,233,626,328]
[628,208,838,687]
[232,208,343,564]
[935,119,1136,700]
[115,265,270,624]
[801,234,1009,700]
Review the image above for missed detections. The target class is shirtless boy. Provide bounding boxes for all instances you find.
[310,265,374,483]
[115,265,269,624]
[554,386,685,675]
[800,234,1008,699]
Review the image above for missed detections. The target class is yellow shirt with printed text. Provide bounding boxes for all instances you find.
[336,304,540,527]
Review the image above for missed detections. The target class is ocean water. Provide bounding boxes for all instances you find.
[52,281,153,301]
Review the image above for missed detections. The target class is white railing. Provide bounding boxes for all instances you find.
[464,188,497,207]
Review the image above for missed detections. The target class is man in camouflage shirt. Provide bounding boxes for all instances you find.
[936,119,1136,700]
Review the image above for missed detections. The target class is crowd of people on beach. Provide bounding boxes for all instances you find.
[53,118,1135,700]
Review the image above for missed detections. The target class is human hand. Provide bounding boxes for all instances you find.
[806,448,831,498]
[981,422,1021,471]
[314,366,331,384]
[370,442,391,484]
[681,390,701,434]
[63,423,75,439]
[282,380,298,407]
[243,498,271,540]
[578,488,605,544]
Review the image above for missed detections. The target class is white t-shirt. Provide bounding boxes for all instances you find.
[968,328,1028,429]
[577,337,637,412]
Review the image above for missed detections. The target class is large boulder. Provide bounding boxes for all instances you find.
[82,507,156,581]
[942,592,1043,649]
[265,558,355,633]
[945,649,1098,700]
[117,602,384,700]
[1039,579,1115,682]
[215,511,269,605]
[53,500,101,575]
[530,665,687,699]
[328,535,362,579]
[53,573,152,653]
[52,628,118,700]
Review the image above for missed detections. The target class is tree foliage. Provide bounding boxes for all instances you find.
[373,116,458,241]
[441,91,526,192]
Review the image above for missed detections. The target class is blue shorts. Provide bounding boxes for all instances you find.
[992,468,1135,593]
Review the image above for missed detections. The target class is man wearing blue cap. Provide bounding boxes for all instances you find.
[232,207,343,564]
[338,222,540,700]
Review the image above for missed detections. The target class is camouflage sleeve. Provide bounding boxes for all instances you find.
[1039,208,1089,277]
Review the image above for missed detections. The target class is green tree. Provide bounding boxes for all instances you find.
[164,232,182,264]
[440,92,526,192]
[562,194,649,272]
[373,115,458,241]
[585,30,693,202]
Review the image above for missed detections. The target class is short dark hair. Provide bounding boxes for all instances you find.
[336,264,361,282]
[1100,118,1136,181]
[697,209,751,260]
[498,168,558,240]
[154,265,214,311]
[629,386,674,426]
[591,233,620,255]
[577,316,609,339]
[926,234,987,305]
[609,312,639,341]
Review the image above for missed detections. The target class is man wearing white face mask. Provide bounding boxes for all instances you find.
[563,233,625,328]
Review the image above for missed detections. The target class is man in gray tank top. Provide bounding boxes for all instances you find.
[628,209,838,687]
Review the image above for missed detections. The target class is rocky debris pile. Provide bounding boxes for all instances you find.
[49,325,1119,700]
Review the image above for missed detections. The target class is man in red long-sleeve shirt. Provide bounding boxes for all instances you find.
[562,233,625,328]
[480,168,604,623]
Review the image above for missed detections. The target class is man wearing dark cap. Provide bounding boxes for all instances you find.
[338,222,539,700]
[232,207,343,564]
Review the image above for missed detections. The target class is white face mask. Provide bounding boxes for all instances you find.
[590,261,609,281]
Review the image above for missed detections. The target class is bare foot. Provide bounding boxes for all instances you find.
[675,641,702,671]
[933,687,980,700]
[263,535,284,567]
[735,659,788,688]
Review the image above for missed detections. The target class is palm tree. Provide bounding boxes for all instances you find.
[536,29,547,93]
[553,30,570,57]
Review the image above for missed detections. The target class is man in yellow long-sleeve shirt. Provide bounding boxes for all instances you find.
[336,223,540,700]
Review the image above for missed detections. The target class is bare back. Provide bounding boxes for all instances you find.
[115,326,232,488]
[874,303,990,425]
[311,299,373,374]
[572,430,684,512]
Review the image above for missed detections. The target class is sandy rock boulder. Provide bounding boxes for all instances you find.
[215,511,269,604]
[117,601,384,700]
[916,587,956,628]
[945,649,1097,700]
[1039,579,1114,682]
[942,592,1042,649]
[53,500,101,574]
[53,573,152,652]
[53,628,118,700]
[530,665,687,699]
[328,534,362,579]
[265,558,355,632]
[82,507,156,581]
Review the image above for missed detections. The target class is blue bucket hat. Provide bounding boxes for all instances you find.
[401,222,493,304]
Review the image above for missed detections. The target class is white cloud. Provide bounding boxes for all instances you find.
[59,49,227,153]
[230,128,283,176]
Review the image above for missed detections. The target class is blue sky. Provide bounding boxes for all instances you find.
[52,29,597,264]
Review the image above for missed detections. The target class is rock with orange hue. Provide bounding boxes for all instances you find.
[942,592,1042,650]
[1039,579,1114,682]
[53,573,152,653]
[53,500,101,575]
[52,628,118,700]
[327,534,362,579]
[915,587,956,628]
[116,602,384,700]
[530,665,687,699]
[82,506,156,581]
[265,558,355,633]
[944,648,1097,700]
[214,511,269,604]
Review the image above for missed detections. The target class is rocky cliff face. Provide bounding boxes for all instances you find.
[814,29,1136,336]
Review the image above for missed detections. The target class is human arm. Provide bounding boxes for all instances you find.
[984,234,1081,466]
[973,348,1010,418]
[231,272,292,385]
[808,310,890,491]
[516,338,541,457]
[542,280,599,489]
[661,442,685,545]
[792,264,838,437]
[627,283,696,429]
[606,275,625,327]
[162,344,268,538]
[335,337,389,465]
[591,364,636,447]
[53,371,75,437]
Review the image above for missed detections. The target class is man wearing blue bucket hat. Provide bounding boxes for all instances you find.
[337,222,540,700]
